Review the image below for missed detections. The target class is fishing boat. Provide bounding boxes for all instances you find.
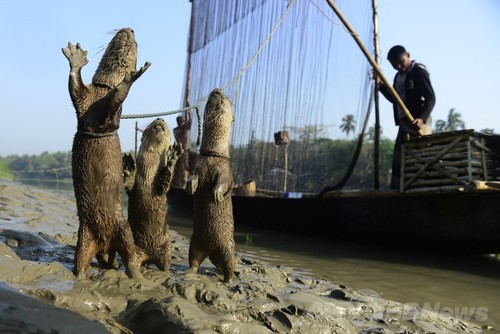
[168,128,500,253]
[129,0,500,252]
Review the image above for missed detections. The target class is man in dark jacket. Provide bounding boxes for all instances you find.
[379,45,436,189]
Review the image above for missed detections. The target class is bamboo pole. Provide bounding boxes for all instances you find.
[172,0,196,188]
[181,0,195,153]
[325,0,423,136]
[134,121,138,158]
[283,144,288,193]
[184,0,195,110]
[372,0,380,189]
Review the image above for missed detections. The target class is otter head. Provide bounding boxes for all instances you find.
[200,88,233,158]
[92,28,138,88]
[139,118,171,156]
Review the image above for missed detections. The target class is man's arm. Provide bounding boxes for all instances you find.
[377,76,396,104]
[414,64,436,122]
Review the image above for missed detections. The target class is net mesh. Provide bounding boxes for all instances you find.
[181,0,375,193]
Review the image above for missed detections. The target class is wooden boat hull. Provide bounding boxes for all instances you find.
[168,187,500,253]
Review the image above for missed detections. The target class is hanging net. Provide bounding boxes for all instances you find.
[181,0,375,194]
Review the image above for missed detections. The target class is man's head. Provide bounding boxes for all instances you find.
[387,45,412,73]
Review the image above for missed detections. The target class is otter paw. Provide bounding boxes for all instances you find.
[213,183,228,204]
[62,42,89,68]
[186,175,198,194]
[73,268,87,280]
[186,267,199,275]
[125,264,145,281]
[122,153,136,174]
[122,153,136,193]
[129,61,152,83]
[170,142,184,161]
[165,144,182,172]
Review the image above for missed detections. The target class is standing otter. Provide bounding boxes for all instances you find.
[62,28,151,279]
[186,88,235,283]
[123,118,182,271]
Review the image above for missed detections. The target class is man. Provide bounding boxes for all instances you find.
[172,112,193,188]
[379,45,436,189]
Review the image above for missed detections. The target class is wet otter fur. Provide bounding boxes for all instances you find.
[186,88,235,283]
[123,118,183,271]
[62,28,151,279]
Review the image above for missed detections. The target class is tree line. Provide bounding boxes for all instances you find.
[339,108,495,138]
[0,136,395,192]
[4,108,488,192]
[0,151,73,189]
[231,124,395,193]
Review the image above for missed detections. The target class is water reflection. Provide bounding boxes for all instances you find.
[16,178,73,192]
[169,211,500,330]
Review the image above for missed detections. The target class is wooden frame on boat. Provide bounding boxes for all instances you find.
[401,130,500,193]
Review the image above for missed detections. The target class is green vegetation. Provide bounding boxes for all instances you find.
[5,112,493,193]
[340,114,356,138]
[0,151,72,188]
[0,158,14,180]
[231,127,394,193]
[2,128,394,193]
[433,108,497,135]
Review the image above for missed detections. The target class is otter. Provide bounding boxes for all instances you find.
[122,118,182,271]
[186,88,235,283]
[62,28,151,279]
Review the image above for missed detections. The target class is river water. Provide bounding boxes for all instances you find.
[169,211,500,331]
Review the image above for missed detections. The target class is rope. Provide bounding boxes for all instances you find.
[319,83,375,196]
[121,105,200,119]
[194,106,202,145]
[182,0,296,112]
[130,1,296,149]
[307,0,341,26]
[222,0,296,98]
[177,0,375,192]
[121,105,202,147]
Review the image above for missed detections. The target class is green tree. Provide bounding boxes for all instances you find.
[4,151,72,183]
[445,108,465,131]
[434,119,446,133]
[366,126,383,141]
[0,158,14,180]
[434,108,466,133]
[340,114,356,138]
[230,124,395,192]
[288,124,329,141]
[481,128,496,134]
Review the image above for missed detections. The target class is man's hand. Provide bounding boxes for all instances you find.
[411,118,424,131]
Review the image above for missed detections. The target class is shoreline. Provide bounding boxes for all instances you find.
[0,179,486,333]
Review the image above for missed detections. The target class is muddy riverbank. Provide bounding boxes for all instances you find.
[0,179,488,333]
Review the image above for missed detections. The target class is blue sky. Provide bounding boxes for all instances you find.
[0,0,499,156]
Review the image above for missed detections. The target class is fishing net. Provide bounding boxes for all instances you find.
[181,0,375,193]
